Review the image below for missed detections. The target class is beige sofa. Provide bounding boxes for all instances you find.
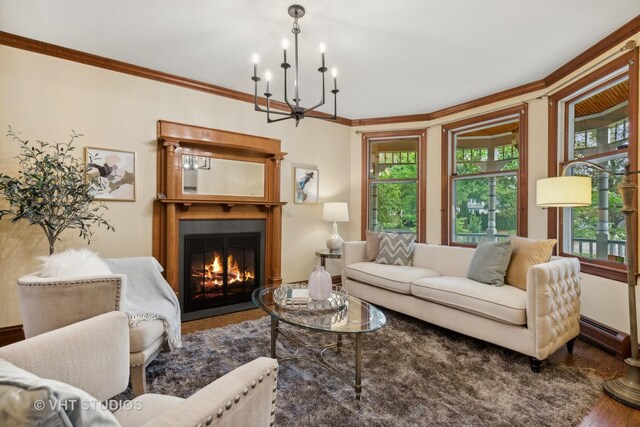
[0,311,278,427]
[342,242,581,371]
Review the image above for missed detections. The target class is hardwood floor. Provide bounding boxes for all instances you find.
[183,309,640,426]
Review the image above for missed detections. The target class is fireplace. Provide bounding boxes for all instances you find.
[179,219,265,321]
[154,121,285,323]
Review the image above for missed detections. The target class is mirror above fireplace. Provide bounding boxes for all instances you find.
[182,155,265,197]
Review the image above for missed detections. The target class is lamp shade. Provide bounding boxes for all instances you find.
[322,202,349,222]
[536,176,592,207]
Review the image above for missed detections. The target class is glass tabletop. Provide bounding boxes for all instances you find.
[252,286,386,334]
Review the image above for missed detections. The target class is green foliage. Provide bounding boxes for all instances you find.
[0,127,114,254]
[373,164,417,232]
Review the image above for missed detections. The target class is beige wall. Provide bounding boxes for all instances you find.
[349,35,640,334]
[2,32,639,333]
[0,45,351,328]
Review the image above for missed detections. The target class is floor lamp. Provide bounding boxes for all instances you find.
[537,161,640,409]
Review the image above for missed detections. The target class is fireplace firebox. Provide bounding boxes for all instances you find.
[184,232,259,313]
[179,219,265,321]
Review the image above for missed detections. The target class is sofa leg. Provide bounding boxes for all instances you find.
[529,357,542,373]
[566,338,576,354]
[131,365,147,397]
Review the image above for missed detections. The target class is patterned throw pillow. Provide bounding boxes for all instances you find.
[375,233,416,266]
[505,236,557,290]
[365,231,381,262]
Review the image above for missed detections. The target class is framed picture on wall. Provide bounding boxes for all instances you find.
[85,147,136,201]
[294,166,319,204]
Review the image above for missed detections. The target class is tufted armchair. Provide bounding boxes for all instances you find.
[0,312,278,426]
[17,272,166,396]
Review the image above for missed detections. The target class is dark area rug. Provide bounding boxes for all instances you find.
[120,310,601,426]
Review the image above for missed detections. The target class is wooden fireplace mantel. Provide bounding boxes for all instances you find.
[153,120,286,295]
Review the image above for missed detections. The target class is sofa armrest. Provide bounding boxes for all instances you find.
[17,273,127,338]
[0,311,130,400]
[526,257,581,360]
[143,357,278,427]
[342,241,367,284]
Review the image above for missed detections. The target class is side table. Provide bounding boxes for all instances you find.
[315,249,342,268]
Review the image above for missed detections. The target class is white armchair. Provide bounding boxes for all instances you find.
[0,312,278,427]
[17,272,165,396]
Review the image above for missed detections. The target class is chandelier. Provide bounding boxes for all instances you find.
[251,4,339,126]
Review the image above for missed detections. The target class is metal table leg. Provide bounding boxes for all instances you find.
[270,316,278,358]
[355,334,362,400]
[336,334,342,354]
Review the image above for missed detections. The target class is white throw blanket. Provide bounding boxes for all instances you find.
[105,257,183,350]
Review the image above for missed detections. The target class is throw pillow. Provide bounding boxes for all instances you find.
[467,240,512,286]
[365,231,381,262]
[505,236,557,290]
[0,359,119,426]
[38,248,112,278]
[375,233,415,266]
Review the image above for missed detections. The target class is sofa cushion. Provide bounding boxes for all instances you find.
[467,240,512,286]
[506,236,557,290]
[375,233,416,266]
[38,248,112,278]
[0,359,119,427]
[346,262,440,294]
[411,276,527,325]
[365,231,381,261]
[129,319,166,353]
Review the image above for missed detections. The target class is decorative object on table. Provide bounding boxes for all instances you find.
[537,160,640,409]
[273,283,348,311]
[308,265,332,300]
[322,202,349,252]
[0,127,114,255]
[250,4,340,127]
[294,166,319,204]
[467,240,512,287]
[85,147,136,201]
[375,232,416,266]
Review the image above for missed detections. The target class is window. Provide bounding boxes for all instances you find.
[549,51,638,281]
[442,106,528,245]
[361,130,426,241]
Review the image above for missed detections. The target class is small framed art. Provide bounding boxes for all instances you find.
[294,166,319,204]
[85,147,136,201]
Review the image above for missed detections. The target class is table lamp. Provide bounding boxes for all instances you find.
[537,161,640,409]
[323,202,349,253]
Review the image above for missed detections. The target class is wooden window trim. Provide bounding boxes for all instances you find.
[547,49,639,282]
[441,104,529,246]
[360,129,427,242]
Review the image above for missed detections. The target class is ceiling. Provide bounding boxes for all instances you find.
[1,0,639,120]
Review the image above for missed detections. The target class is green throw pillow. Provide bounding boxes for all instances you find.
[467,240,512,286]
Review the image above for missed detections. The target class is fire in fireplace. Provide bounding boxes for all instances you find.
[184,232,260,313]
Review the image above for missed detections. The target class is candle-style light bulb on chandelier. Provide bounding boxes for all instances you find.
[251,4,339,127]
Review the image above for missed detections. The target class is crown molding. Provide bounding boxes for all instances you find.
[0,31,352,127]
[2,14,640,129]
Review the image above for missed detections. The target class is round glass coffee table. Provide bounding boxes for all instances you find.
[252,286,386,400]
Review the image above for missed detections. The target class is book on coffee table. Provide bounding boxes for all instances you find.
[286,288,310,304]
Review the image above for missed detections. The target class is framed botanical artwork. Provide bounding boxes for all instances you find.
[85,147,136,201]
[294,166,319,204]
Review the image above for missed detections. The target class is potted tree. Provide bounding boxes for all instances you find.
[0,127,114,254]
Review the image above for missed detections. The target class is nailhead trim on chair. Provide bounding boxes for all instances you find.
[130,339,166,367]
[198,364,279,426]
[18,277,124,311]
